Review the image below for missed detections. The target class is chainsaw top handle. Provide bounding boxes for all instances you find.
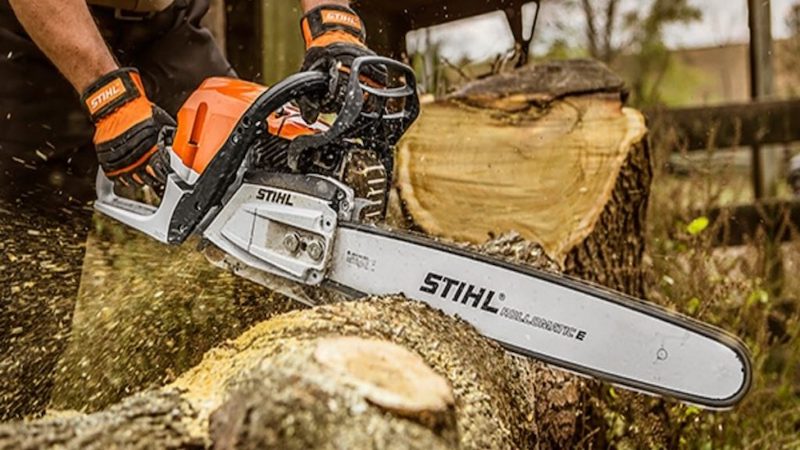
[287,56,420,172]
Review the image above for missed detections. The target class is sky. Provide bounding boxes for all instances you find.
[406,0,798,62]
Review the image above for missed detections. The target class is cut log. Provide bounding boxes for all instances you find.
[0,297,576,449]
[394,58,651,296]
[173,297,540,448]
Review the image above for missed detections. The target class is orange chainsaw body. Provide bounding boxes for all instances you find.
[172,77,323,175]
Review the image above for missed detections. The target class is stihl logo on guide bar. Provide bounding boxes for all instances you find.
[420,273,501,314]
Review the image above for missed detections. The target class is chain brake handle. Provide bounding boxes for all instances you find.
[287,56,420,172]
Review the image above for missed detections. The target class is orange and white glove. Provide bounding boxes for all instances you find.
[81,68,174,195]
[299,4,386,122]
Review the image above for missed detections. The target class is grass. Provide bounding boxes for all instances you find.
[591,140,800,448]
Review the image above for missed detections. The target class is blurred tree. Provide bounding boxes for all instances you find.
[542,0,702,106]
[789,3,800,41]
[411,29,449,97]
[579,0,622,63]
[579,0,701,105]
[783,2,800,95]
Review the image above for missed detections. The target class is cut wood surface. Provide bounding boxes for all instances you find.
[396,59,648,266]
[312,337,454,416]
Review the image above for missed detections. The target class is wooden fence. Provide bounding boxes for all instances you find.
[648,99,800,246]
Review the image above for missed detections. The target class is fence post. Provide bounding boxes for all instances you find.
[748,0,783,297]
[748,0,777,199]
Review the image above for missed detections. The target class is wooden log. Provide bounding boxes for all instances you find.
[172,297,543,448]
[394,58,651,296]
[208,335,458,450]
[0,297,587,449]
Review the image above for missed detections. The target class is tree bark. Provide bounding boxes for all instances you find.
[0,391,202,450]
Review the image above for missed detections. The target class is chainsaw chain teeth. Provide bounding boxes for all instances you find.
[340,149,389,223]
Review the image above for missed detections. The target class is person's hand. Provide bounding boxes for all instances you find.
[81,68,175,196]
[298,4,386,123]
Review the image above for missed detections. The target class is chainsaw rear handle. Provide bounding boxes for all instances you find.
[287,56,420,172]
[96,70,329,245]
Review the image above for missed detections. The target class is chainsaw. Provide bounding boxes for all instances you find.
[95,56,752,410]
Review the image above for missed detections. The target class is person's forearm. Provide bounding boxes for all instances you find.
[301,0,349,12]
[8,0,117,93]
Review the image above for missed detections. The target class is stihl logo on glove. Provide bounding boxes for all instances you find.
[86,79,126,115]
[321,10,361,30]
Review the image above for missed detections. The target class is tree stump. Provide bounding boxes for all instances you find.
[393,58,651,296]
